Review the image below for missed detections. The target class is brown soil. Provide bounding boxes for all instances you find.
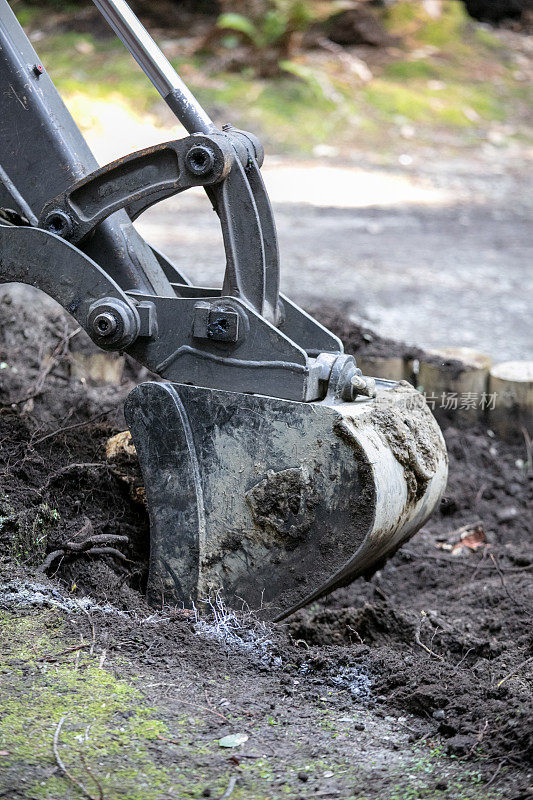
[312,304,423,361]
[312,305,469,377]
[0,291,531,799]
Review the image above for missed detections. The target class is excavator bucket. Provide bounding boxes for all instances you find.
[1,0,448,620]
[125,379,447,620]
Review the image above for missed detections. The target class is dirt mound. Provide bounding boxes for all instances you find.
[1,290,532,797]
[312,304,423,361]
[0,289,150,609]
[289,419,533,768]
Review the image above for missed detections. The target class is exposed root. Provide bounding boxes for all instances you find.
[38,528,130,574]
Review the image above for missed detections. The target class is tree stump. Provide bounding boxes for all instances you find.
[357,355,407,382]
[417,347,492,422]
[488,361,533,439]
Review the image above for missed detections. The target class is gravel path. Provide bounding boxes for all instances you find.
[136,151,532,363]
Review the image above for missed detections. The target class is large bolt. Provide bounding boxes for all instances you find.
[350,372,376,398]
[322,354,377,402]
[43,209,73,239]
[185,145,215,177]
[91,311,118,338]
[87,297,140,350]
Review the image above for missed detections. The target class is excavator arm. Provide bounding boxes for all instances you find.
[0,0,447,619]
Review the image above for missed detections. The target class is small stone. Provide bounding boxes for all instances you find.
[497,506,518,523]
[297,772,308,782]
[432,709,445,721]
[446,734,473,756]
[323,771,334,778]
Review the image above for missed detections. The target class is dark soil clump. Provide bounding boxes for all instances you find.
[0,290,150,609]
[312,304,423,361]
[289,420,533,770]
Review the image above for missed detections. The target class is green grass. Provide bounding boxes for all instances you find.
[363,79,505,127]
[0,607,510,800]
[0,610,172,800]
[13,1,532,153]
[384,0,468,48]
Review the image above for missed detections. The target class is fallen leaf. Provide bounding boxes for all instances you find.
[219,733,248,748]
[437,523,487,555]
[451,525,487,555]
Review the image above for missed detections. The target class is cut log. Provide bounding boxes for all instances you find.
[418,347,492,422]
[357,355,407,382]
[488,361,533,439]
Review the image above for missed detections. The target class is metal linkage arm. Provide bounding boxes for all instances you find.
[0,224,143,350]
[1,0,371,402]
[39,134,234,244]
[88,0,282,322]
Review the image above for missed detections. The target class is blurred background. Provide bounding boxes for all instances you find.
[10,0,533,360]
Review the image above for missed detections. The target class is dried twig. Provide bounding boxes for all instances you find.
[157,732,182,745]
[0,326,80,408]
[401,548,531,573]
[145,685,230,722]
[346,625,364,645]
[489,553,532,616]
[37,549,66,574]
[496,655,533,688]
[37,643,89,663]
[53,716,101,800]
[178,698,229,722]
[218,775,237,800]
[31,409,112,447]
[468,720,489,755]
[414,611,444,661]
[454,647,476,670]
[80,755,104,800]
[485,759,507,788]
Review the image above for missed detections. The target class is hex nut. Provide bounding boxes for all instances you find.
[87,297,140,350]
